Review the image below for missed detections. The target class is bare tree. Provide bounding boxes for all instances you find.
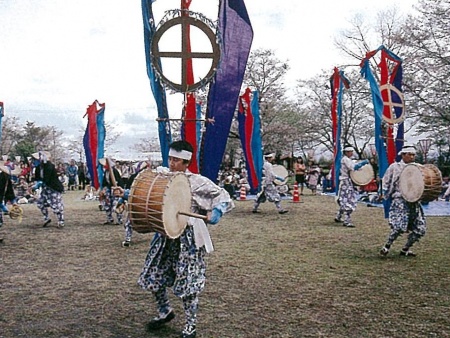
[1,116,22,156]
[294,69,375,159]
[240,48,299,156]
[399,0,450,126]
[398,0,450,172]
[132,136,161,154]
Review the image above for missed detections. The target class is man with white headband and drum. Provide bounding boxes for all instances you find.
[252,152,289,214]
[380,144,426,257]
[335,145,369,227]
[138,140,234,338]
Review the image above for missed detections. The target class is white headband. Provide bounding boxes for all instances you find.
[169,148,192,161]
[399,146,417,155]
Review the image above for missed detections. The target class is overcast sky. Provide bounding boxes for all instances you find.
[0,0,418,157]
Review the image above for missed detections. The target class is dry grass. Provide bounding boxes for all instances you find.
[1,190,449,338]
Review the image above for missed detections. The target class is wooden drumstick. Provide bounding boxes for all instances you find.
[178,211,208,220]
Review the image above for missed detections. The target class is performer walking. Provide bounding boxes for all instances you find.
[380,144,426,257]
[0,162,19,242]
[116,161,149,247]
[32,151,65,228]
[98,158,124,225]
[138,140,234,338]
[252,153,288,214]
[335,145,368,227]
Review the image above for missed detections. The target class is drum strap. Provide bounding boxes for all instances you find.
[191,217,214,253]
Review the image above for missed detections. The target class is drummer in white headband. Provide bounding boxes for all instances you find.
[252,152,289,214]
[138,140,235,338]
[335,144,369,227]
[380,143,426,257]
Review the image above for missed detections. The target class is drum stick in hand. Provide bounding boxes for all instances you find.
[178,211,208,220]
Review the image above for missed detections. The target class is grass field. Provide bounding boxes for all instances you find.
[1,190,449,338]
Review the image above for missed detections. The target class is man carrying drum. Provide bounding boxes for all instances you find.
[335,145,369,227]
[137,140,234,338]
[252,153,289,214]
[380,144,426,257]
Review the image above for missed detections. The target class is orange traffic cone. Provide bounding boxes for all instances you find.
[239,186,247,200]
[292,183,301,203]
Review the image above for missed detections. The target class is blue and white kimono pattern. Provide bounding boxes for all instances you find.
[138,171,234,298]
[382,160,426,245]
[336,156,357,223]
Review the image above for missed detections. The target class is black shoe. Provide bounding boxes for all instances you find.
[103,220,114,225]
[343,222,355,228]
[122,240,130,247]
[181,325,196,338]
[181,331,196,338]
[145,311,175,331]
[379,246,389,256]
[252,209,259,213]
[334,217,343,223]
[43,219,51,227]
[278,209,289,214]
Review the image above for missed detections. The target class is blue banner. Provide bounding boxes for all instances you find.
[141,0,171,167]
[199,0,253,182]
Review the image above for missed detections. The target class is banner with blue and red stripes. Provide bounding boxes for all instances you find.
[238,88,262,194]
[330,68,350,191]
[83,100,106,190]
[360,45,404,179]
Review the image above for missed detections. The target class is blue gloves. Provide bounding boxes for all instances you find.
[354,160,369,171]
[32,181,43,191]
[122,189,130,201]
[275,176,284,181]
[208,208,223,225]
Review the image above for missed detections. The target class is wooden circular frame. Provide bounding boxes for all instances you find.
[151,16,220,93]
[379,83,405,124]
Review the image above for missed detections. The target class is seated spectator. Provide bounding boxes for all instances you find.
[223,176,236,200]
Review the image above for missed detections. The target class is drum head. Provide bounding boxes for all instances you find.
[350,163,374,186]
[399,164,424,203]
[162,173,192,239]
[272,164,288,185]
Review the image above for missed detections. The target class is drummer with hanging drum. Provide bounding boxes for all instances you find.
[137,140,234,338]
[380,144,427,257]
[252,153,289,214]
[335,144,369,228]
